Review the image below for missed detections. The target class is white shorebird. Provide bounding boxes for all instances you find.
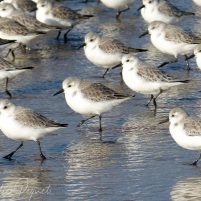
[36,0,93,42]
[161,108,201,166]
[138,0,194,24]
[0,2,58,33]
[100,0,134,19]
[139,21,201,69]
[54,77,130,134]
[121,55,189,111]
[0,99,68,160]
[0,18,42,44]
[81,32,147,77]
[193,0,201,7]
[0,17,45,60]
[3,0,36,13]
[0,57,34,98]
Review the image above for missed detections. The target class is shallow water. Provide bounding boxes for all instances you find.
[0,0,201,200]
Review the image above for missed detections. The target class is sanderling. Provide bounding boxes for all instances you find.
[53,77,130,134]
[0,57,34,98]
[100,0,134,19]
[121,55,189,111]
[0,18,45,60]
[0,2,58,33]
[139,21,201,70]
[138,0,194,24]
[3,0,36,13]
[193,0,201,7]
[81,32,147,77]
[161,107,201,166]
[0,99,68,160]
[36,0,93,42]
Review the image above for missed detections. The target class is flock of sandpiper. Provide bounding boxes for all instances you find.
[0,0,200,166]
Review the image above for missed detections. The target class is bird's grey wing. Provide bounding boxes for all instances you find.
[17,0,36,12]
[0,20,30,35]
[99,38,129,54]
[165,26,201,44]
[52,6,79,20]
[137,66,177,82]
[158,1,185,17]
[184,118,201,136]
[14,14,52,31]
[81,83,129,102]
[15,107,66,128]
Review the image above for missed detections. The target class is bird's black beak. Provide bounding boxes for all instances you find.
[185,54,195,61]
[53,89,64,96]
[158,117,169,124]
[78,43,86,49]
[139,31,149,38]
[137,5,145,11]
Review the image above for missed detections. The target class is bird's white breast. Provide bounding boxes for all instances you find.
[170,123,201,150]
[141,5,176,24]
[100,0,134,10]
[151,33,197,58]
[65,90,127,116]
[84,45,122,68]
[0,114,59,141]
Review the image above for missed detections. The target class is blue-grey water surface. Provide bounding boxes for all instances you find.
[0,0,201,200]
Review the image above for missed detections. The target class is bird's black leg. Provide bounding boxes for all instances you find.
[64,29,72,43]
[146,95,154,106]
[99,115,102,132]
[152,90,163,113]
[5,77,12,99]
[11,49,15,62]
[102,68,110,78]
[5,48,15,61]
[153,98,157,111]
[116,7,129,19]
[5,49,12,58]
[37,141,46,160]
[191,153,201,166]
[77,115,97,127]
[56,30,61,40]
[3,142,23,160]
[116,10,121,19]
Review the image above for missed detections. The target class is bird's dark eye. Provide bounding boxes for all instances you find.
[41,4,45,7]
[3,106,7,109]
[171,114,175,117]
[148,1,152,3]
[2,9,6,11]
[199,50,201,52]
[90,39,94,42]
[68,85,72,88]
[126,59,130,62]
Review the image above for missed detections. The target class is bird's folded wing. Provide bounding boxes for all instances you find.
[52,6,79,20]
[165,26,201,44]
[137,66,176,82]
[159,1,185,17]
[81,83,129,102]
[184,118,201,136]
[15,108,65,128]
[99,38,129,54]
